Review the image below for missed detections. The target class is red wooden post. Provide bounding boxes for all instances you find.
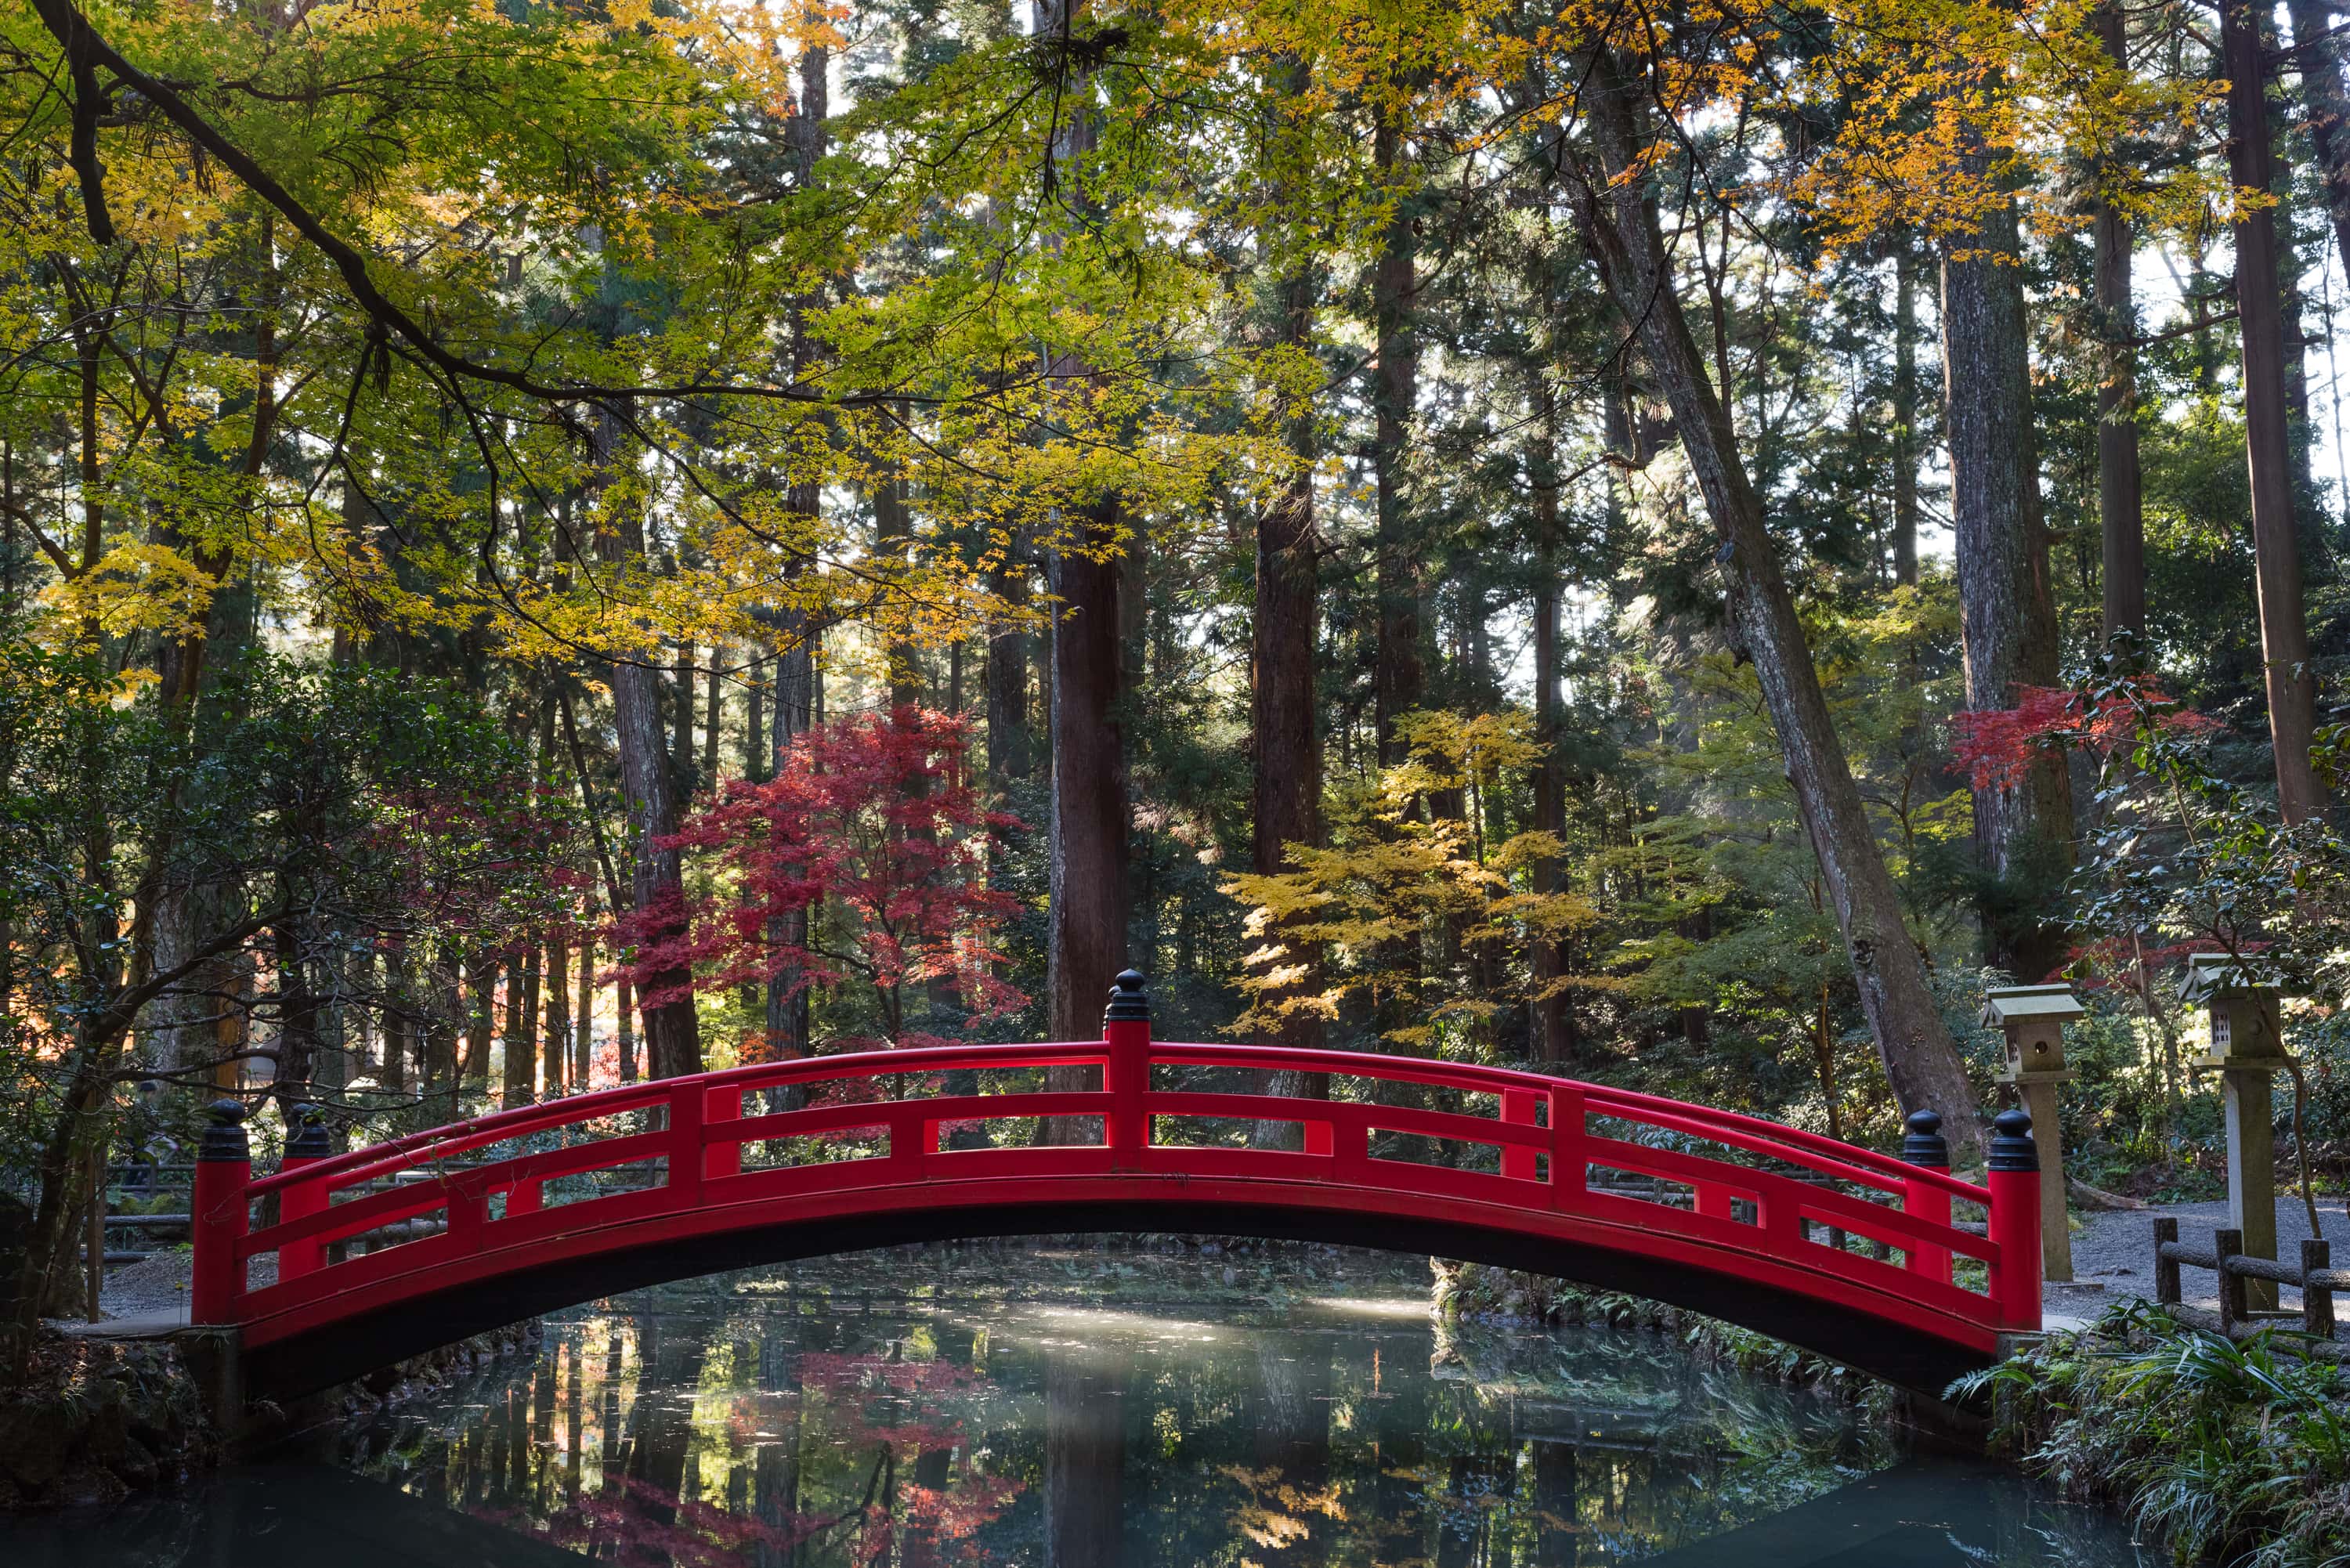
[667,1077,704,1207]
[276,1103,333,1281]
[1987,1108,2044,1330]
[703,1083,743,1180]
[1901,1109,1954,1285]
[190,1100,250,1325]
[1104,970,1150,1165]
[1548,1086,1585,1207]
[1500,1089,1540,1181]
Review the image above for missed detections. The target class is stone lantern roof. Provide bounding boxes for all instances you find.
[1979,983,2086,1028]
[2175,952,2299,1004]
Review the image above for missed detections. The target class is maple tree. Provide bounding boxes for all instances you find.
[619,707,1025,1053]
[1225,709,1599,1052]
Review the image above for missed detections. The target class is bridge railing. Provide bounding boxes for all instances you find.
[190,974,2041,1337]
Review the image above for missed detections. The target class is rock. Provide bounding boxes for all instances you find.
[0,1399,66,1490]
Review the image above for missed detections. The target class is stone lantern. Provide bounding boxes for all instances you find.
[1983,983,2083,1283]
[2181,953,2298,1310]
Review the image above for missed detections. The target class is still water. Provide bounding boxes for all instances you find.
[9,1244,2150,1566]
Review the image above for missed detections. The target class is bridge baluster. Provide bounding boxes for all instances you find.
[445,1176,487,1254]
[665,1078,704,1209]
[277,1104,334,1280]
[1104,970,1151,1165]
[1986,1109,2044,1331]
[704,1084,743,1180]
[1501,1090,1541,1182]
[1548,1086,1586,1207]
[1901,1110,1954,1284]
[191,1100,250,1325]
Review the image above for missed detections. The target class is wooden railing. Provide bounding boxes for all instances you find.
[190,980,2043,1344]
[2155,1216,2344,1341]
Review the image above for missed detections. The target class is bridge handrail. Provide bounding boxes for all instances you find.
[197,1000,2041,1342]
[241,1039,1987,1206]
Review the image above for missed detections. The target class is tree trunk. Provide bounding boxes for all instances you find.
[616,977,638,1085]
[1252,209,1327,1142]
[2225,0,2326,825]
[986,556,1032,785]
[544,934,570,1097]
[763,37,826,1082]
[574,933,595,1089]
[595,408,703,1077]
[671,641,696,793]
[2290,0,2350,286]
[703,645,725,791]
[1560,48,1983,1147]
[504,945,533,1105]
[272,919,320,1102]
[2094,0,2146,643]
[1940,154,2076,982]
[1529,383,1571,1064]
[1039,0,1130,1139]
[1046,521,1130,1038]
[1891,240,1922,588]
[1371,114,1424,764]
[463,952,496,1091]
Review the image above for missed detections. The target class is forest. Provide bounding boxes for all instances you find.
[5,0,2350,1356]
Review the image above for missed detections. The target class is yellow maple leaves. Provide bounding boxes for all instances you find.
[1225,709,1599,1050]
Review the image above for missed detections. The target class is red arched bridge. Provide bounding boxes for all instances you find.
[191,975,2041,1399]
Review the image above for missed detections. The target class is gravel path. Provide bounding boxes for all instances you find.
[2047,1195,2350,1327]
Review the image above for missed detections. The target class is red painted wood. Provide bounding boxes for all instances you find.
[275,1155,328,1280]
[1987,1164,2042,1329]
[190,1155,248,1324]
[201,1021,2039,1352]
[1904,1176,1955,1284]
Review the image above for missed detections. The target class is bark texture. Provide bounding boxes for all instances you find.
[1046,522,1130,1049]
[2226,0,2326,825]
[1940,161,2075,981]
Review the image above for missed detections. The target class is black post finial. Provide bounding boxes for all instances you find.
[1104,970,1150,1024]
[285,1102,333,1160]
[1902,1109,1949,1169]
[1987,1107,2038,1172]
[198,1099,251,1163]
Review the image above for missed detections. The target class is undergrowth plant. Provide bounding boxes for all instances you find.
[1952,1299,2350,1566]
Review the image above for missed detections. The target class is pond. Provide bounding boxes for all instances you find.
[6,1243,2151,1566]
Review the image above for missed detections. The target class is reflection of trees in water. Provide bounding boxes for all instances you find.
[336,1310,1022,1567]
[329,1289,1913,1568]
[1043,1350,1124,1567]
[1224,1331,1336,1566]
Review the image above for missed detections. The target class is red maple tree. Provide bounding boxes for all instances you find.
[1952,681,2220,793]
[616,706,1025,1053]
